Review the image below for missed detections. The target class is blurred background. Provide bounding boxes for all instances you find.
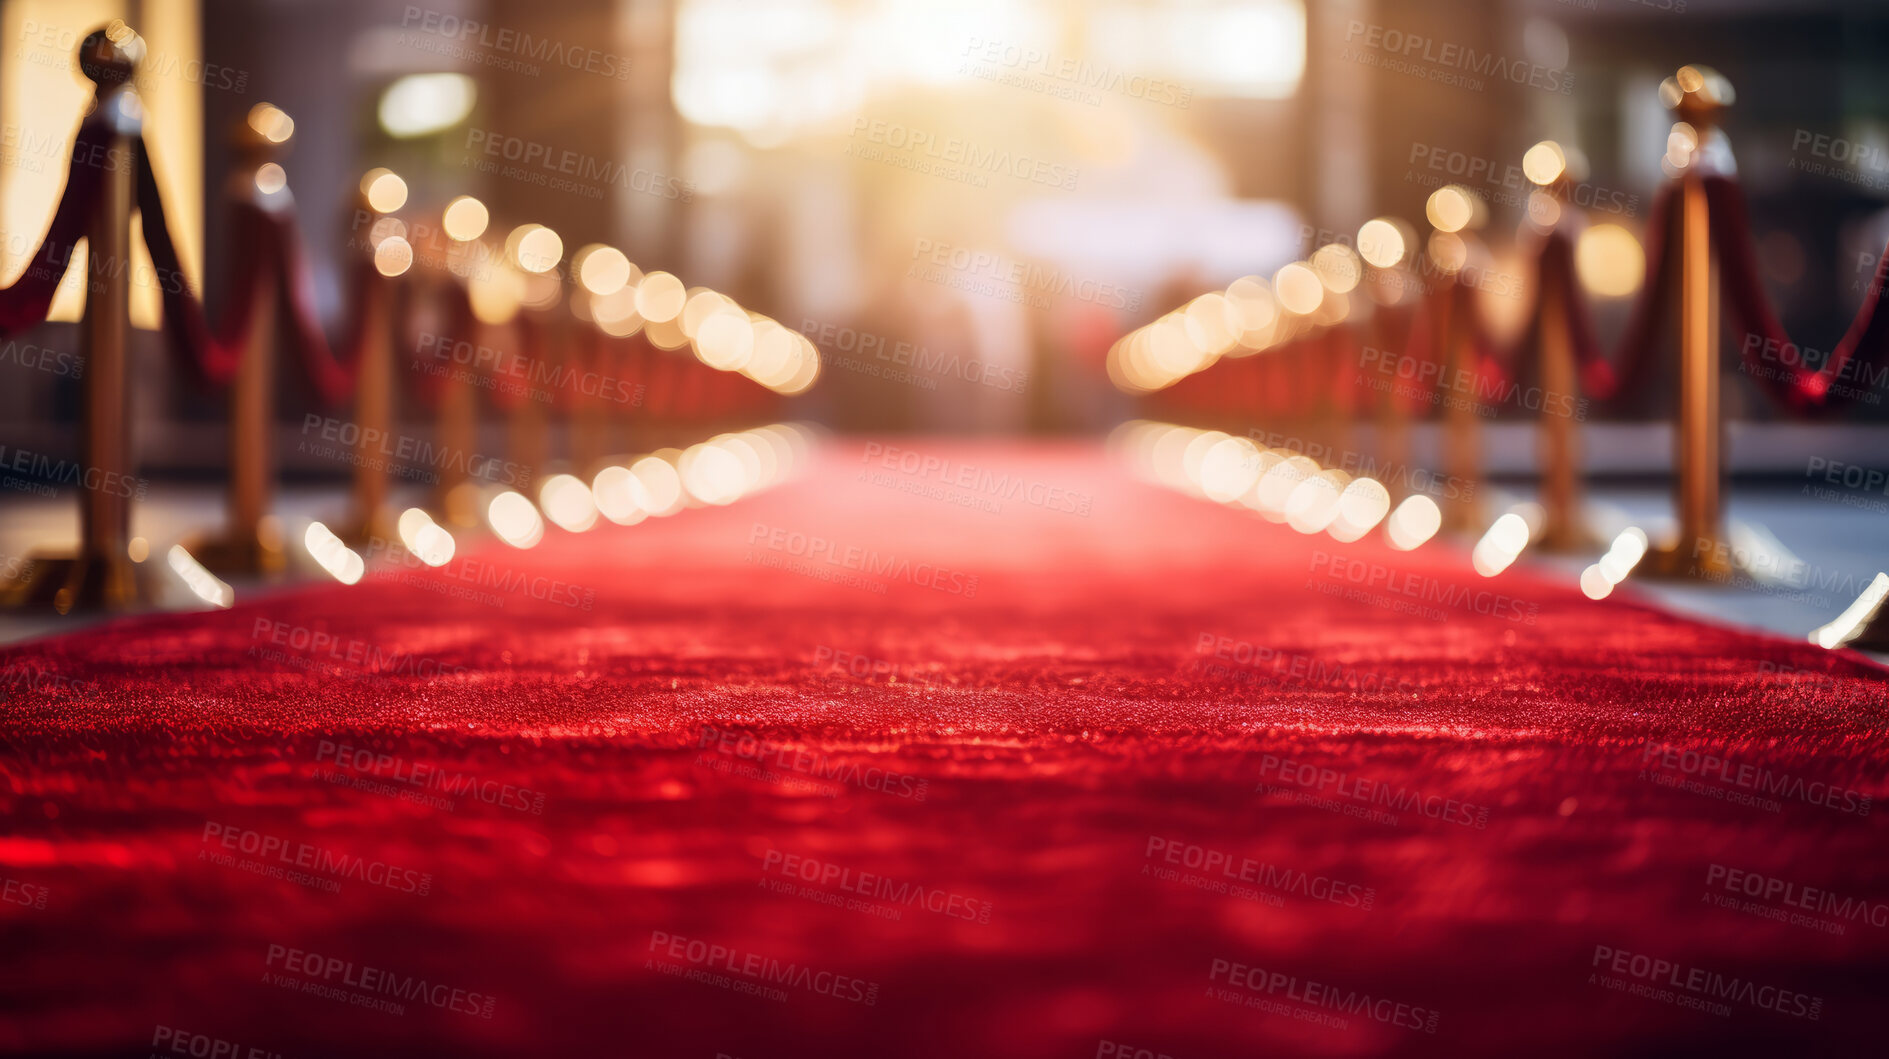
[3,0,1889,472]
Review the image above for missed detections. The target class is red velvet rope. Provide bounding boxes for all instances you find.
[271,205,372,406]
[137,135,375,404]
[1706,175,1889,413]
[0,120,111,338]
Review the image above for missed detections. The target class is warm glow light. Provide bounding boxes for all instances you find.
[637,271,688,322]
[696,309,756,370]
[1224,276,1278,344]
[1597,527,1650,583]
[397,508,456,566]
[1253,455,1318,522]
[488,491,547,549]
[127,537,150,563]
[1284,472,1347,534]
[1522,141,1567,186]
[1274,263,1324,316]
[592,465,651,525]
[1385,495,1442,551]
[1811,572,1889,650]
[1356,218,1407,269]
[442,196,490,242]
[247,103,294,144]
[1577,224,1645,298]
[303,521,365,585]
[1471,512,1531,577]
[1198,436,1261,503]
[378,72,478,138]
[361,169,408,214]
[630,456,686,516]
[1327,478,1391,542]
[577,246,633,296]
[1425,186,1476,233]
[1311,244,1363,295]
[538,474,600,533]
[1580,564,1615,600]
[166,545,235,609]
[680,441,748,505]
[373,237,413,277]
[254,163,287,195]
[510,225,564,274]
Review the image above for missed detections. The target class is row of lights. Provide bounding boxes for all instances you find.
[243,104,819,397]
[1111,420,1439,550]
[1114,419,1655,599]
[486,423,816,548]
[1108,140,1649,397]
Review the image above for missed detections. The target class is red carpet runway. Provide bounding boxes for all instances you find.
[2,442,1885,1057]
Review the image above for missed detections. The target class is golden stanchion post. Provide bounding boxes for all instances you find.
[434,195,492,528]
[1522,145,1591,552]
[1421,186,1489,534]
[503,223,565,491]
[338,170,409,546]
[5,25,147,612]
[191,108,295,576]
[1650,67,1736,579]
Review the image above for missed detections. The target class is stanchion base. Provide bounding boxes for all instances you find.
[0,550,143,613]
[186,523,287,578]
[1643,538,1737,581]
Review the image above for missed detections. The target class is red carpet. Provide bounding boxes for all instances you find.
[2,441,1885,1057]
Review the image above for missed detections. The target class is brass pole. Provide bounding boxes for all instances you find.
[1538,245,1583,550]
[5,26,149,612]
[1674,171,1729,576]
[345,275,394,542]
[1439,278,1484,533]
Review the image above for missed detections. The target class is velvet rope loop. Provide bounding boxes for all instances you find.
[0,120,113,339]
